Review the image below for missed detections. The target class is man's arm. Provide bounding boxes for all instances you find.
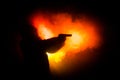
[41,34,72,53]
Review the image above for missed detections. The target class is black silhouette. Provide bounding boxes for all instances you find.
[19,16,72,79]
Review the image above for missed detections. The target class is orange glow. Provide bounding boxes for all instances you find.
[30,12,102,75]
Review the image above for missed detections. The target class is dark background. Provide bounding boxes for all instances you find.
[6,0,119,79]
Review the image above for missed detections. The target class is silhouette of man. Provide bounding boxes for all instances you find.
[19,16,66,79]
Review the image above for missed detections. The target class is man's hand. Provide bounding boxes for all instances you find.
[58,34,72,41]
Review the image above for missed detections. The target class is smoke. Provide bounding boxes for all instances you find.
[29,11,103,76]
